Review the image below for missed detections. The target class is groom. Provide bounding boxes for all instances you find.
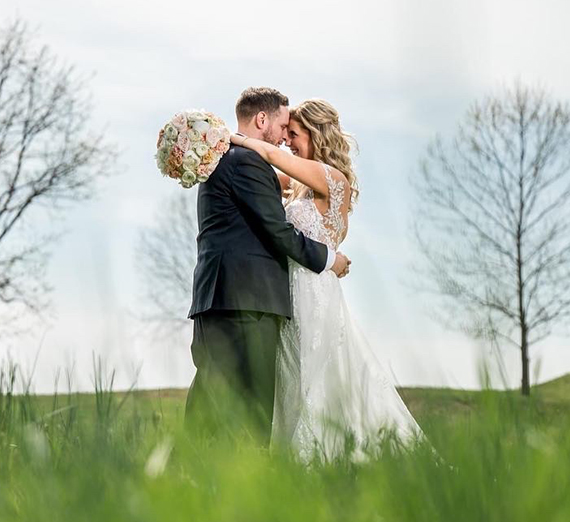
[184,87,350,444]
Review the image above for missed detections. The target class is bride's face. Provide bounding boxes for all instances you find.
[286,119,314,160]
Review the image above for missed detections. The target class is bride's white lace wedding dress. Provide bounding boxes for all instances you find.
[272,163,425,462]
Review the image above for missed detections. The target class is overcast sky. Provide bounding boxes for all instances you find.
[3,0,570,393]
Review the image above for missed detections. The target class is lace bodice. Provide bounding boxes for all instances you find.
[285,163,348,250]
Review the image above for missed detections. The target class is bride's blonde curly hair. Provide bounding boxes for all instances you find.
[287,98,359,212]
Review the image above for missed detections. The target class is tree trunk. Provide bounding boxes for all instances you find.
[521,326,530,396]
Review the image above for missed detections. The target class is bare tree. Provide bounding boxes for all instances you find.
[0,19,115,334]
[412,82,570,396]
[135,191,197,340]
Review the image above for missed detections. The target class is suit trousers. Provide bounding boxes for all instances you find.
[184,309,281,446]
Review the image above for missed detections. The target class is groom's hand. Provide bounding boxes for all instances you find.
[331,252,351,278]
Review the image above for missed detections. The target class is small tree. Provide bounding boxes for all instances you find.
[413,83,570,396]
[135,191,196,341]
[0,19,115,334]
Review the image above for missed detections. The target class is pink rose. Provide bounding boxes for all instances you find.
[215,140,230,154]
[177,132,191,152]
[206,127,222,147]
[171,113,188,132]
[197,164,208,176]
[206,161,218,175]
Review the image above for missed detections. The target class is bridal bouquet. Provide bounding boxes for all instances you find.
[155,110,231,188]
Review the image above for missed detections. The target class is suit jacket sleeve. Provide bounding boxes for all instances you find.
[231,148,328,273]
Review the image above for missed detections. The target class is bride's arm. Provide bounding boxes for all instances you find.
[231,134,329,197]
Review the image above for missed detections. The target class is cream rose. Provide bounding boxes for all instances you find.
[164,124,178,141]
[194,143,210,157]
[183,150,200,170]
[187,128,202,142]
[157,147,169,161]
[181,171,197,185]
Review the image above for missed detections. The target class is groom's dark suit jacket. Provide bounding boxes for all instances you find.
[188,144,328,319]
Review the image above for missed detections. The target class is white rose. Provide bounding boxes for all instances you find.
[186,110,208,121]
[221,127,231,142]
[194,143,210,157]
[171,113,188,132]
[192,120,211,136]
[206,127,222,147]
[197,174,209,183]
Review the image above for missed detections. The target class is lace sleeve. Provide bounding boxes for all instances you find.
[321,163,349,248]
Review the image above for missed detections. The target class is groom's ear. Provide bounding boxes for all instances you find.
[254,111,268,130]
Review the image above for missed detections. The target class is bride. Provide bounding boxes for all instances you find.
[231,99,425,462]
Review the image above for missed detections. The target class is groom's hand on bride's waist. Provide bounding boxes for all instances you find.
[331,252,351,278]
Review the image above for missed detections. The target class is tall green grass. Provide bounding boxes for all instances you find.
[0,358,568,522]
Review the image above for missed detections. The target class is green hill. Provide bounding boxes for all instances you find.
[28,373,569,431]
[533,372,570,401]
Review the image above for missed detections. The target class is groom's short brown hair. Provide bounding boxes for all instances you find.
[235,87,289,121]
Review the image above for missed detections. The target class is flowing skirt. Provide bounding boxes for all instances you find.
[271,260,425,462]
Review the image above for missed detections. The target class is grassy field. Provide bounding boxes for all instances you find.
[0,365,569,522]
